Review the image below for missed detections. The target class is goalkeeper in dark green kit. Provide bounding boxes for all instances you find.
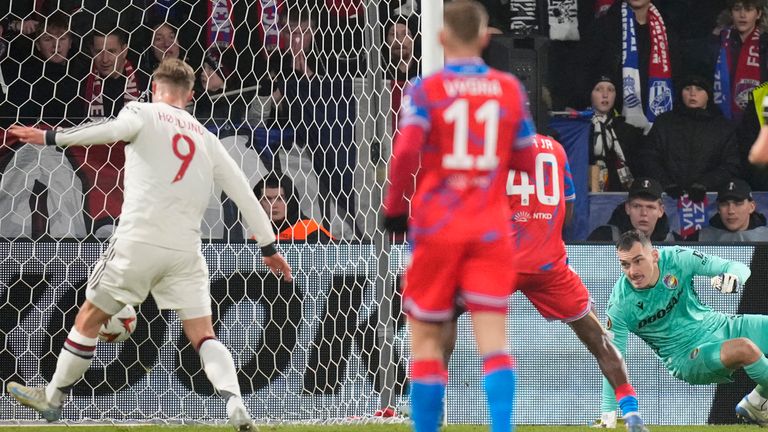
[595,230,768,428]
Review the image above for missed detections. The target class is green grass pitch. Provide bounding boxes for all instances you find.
[0,426,762,431]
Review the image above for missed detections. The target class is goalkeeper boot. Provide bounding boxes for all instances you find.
[227,396,259,431]
[736,396,768,427]
[592,411,617,428]
[6,382,62,422]
[624,413,649,432]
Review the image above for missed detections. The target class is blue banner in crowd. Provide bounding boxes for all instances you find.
[549,117,591,241]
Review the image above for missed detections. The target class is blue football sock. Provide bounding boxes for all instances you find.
[410,381,445,432]
[619,394,639,417]
[484,368,516,432]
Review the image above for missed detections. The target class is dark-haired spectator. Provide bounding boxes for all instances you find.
[643,75,741,201]
[254,174,334,243]
[65,29,142,237]
[584,0,678,133]
[137,22,186,96]
[588,74,645,192]
[384,16,419,82]
[1,12,87,128]
[697,179,768,240]
[84,29,142,118]
[713,0,768,121]
[587,177,676,241]
[262,9,361,239]
[385,15,420,131]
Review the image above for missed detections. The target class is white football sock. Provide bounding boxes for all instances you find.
[46,327,98,405]
[748,389,768,409]
[199,338,241,399]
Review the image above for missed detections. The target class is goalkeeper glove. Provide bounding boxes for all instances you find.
[711,273,740,293]
[591,411,617,428]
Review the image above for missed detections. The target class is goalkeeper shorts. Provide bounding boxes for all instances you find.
[669,314,768,384]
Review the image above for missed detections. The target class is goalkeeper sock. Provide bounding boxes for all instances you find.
[199,337,241,399]
[744,357,768,404]
[483,352,516,432]
[409,359,447,432]
[615,383,640,417]
[46,327,97,404]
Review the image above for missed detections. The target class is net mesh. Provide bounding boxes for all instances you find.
[0,0,422,241]
[0,0,416,424]
[0,1,756,427]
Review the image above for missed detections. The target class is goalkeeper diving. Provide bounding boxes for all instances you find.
[595,229,768,428]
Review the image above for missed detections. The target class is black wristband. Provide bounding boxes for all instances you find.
[45,130,58,147]
[260,243,277,257]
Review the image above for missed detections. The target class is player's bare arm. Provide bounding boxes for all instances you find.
[264,254,293,282]
[8,125,46,144]
[749,126,768,165]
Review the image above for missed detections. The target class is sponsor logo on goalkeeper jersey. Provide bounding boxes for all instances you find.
[638,290,682,329]
[663,274,678,289]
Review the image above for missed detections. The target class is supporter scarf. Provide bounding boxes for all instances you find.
[591,114,633,190]
[548,0,579,41]
[621,2,673,132]
[257,0,284,54]
[510,0,537,35]
[207,0,234,49]
[84,60,140,118]
[595,0,615,17]
[714,27,761,120]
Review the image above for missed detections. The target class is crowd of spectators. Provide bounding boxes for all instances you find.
[4,0,768,242]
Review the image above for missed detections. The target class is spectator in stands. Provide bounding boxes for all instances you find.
[697,178,768,241]
[589,74,645,192]
[67,28,141,237]
[254,174,334,243]
[2,12,87,126]
[385,15,420,131]
[139,2,264,128]
[137,21,185,96]
[658,0,726,80]
[1,12,87,128]
[264,9,362,239]
[85,29,142,118]
[713,0,768,122]
[384,15,419,82]
[642,75,741,202]
[587,177,676,241]
[584,0,678,133]
[313,0,366,77]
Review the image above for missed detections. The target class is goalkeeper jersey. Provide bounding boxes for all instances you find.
[47,101,275,251]
[600,246,751,412]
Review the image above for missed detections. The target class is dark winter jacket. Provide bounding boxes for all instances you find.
[643,105,741,191]
[587,202,676,242]
[697,211,768,241]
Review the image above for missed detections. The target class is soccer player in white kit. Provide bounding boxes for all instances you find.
[6,58,291,431]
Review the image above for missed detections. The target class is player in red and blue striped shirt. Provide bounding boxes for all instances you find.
[383,2,534,431]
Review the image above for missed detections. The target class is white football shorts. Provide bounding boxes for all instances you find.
[85,238,211,320]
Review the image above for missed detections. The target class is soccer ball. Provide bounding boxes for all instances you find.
[98,305,137,343]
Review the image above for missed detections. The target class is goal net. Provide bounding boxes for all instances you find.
[0,0,416,424]
[0,1,748,427]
